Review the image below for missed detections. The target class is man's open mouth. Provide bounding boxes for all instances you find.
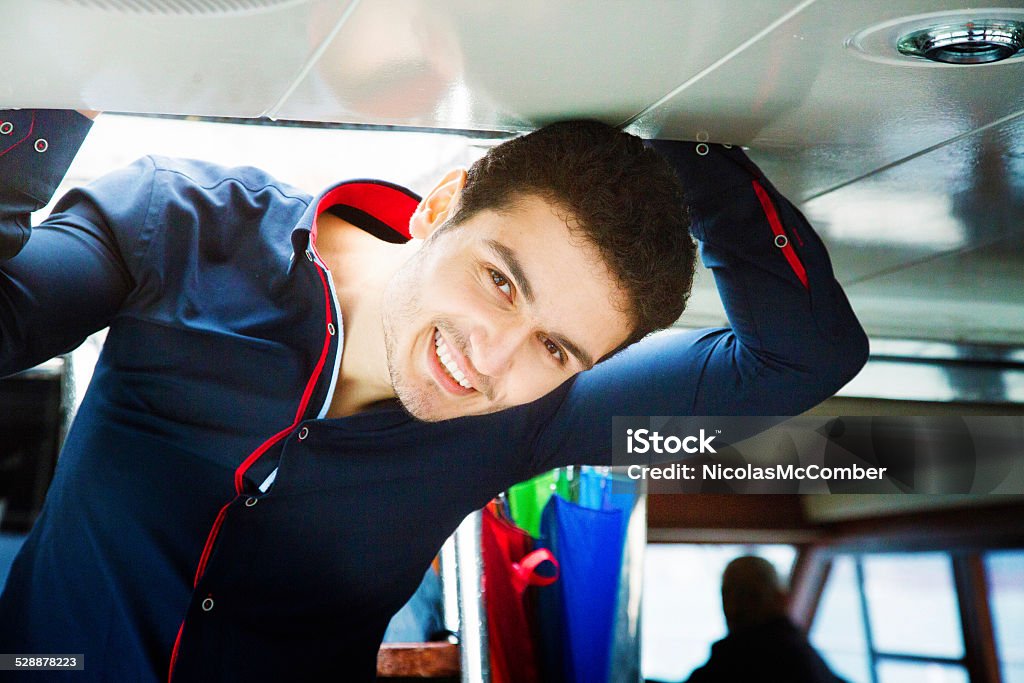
[434,328,474,390]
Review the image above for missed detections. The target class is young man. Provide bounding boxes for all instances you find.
[0,109,867,681]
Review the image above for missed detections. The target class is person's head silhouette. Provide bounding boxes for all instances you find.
[721,555,786,633]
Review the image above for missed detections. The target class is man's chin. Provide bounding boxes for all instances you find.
[393,383,500,423]
[392,383,454,422]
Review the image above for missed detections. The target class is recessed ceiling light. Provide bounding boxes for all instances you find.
[897,20,1024,65]
[847,9,1024,67]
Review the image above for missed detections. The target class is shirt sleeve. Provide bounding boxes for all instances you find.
[0,109,155,377]
[526,140,869,471]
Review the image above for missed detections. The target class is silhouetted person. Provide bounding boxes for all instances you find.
[684,556,847,683]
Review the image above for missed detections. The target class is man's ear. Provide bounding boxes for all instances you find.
[409,168,467,239]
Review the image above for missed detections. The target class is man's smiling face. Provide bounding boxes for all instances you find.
[381,194,633,422]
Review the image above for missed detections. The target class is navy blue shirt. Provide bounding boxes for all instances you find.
[0,110,868,681]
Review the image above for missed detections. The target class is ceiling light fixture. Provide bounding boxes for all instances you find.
[897,20,1024,65]
[846,9,1024,67]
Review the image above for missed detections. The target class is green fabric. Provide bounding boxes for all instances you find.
[507,469,571,538]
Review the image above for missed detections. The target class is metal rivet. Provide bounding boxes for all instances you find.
[34,139,48,153]
[695,143,709,156]
[696,130,710,142]
[298,426,309,440]
[0,122,12,135]
[327,323,336,336]
[201,597,214,612]
[774,234,789,248]
[244,496,258,507]
[305,251,313,261]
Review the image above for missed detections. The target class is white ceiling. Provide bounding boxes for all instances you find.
[2,0,1023,348]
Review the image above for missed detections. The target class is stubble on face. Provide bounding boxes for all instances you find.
[382,240,504,422]
[381,251,432,420]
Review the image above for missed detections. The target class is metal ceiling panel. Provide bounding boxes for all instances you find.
[1,0,1022,350]
[810,109,1024,344]
[270,0,801,128]
[0,0,358,117]
[627,0,1024,200]
[683,111,1024,344]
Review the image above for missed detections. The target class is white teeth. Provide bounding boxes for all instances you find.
[434,329,473,389]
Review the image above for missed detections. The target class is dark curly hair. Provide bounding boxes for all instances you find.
[447,120,696,350]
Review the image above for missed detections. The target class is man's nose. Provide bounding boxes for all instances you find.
[469,320,531,378]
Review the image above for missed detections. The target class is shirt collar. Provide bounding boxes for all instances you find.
[291,179,422,257]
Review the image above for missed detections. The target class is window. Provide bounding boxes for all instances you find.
[809,556,872,683]
[641,543,797,681]
[863,553,965,660]
[811,552,997,683]
[875,660,969,683]
[986,550,1024,683]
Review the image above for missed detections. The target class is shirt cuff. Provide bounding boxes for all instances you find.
[0,109,94,209]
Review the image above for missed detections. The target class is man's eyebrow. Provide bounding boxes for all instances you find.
[485,239,534,303]
[484,239,594,370]
[548,332,594,370]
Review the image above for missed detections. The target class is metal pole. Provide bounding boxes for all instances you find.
[452,510,490,683]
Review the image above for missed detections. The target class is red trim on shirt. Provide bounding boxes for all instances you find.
[311,181,418,243]
[168,498,232,681]
[752,179,808,289]
[167,622,185,682]
[231,255,335,487]
[0,112,35,159]
[192,502,233,586]
[168,258,338,682]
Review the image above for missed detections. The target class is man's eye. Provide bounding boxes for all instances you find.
[489,269,512,299]
[543,338,565,364]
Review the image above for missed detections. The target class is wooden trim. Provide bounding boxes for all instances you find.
[952,554,1003,683]
[376,642,460,678]
[647,528,822,544]
[787,547,832,631]
[855,558,881,683]
[812,503,1024,554]
[647,494,811,530]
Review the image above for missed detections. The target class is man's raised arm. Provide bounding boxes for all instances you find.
[525,140,869,470]
[0,109,140,376]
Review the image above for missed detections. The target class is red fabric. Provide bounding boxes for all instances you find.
[482,504,559,683]
[311,181,418,242]
[512,548,558,594]
[752,179,809,289]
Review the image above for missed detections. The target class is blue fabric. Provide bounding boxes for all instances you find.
[0,534,26,594]
[540,495,625,683]
[535,501,566,683]
[383,567,447,643]
[578,468,645,683]
[560,470,643,683]
[0,109,867,681]
[578,466,639,515]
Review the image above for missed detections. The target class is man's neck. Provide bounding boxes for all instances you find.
[313,212,415,418]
